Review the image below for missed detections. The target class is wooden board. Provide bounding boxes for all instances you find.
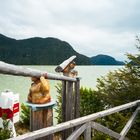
[0,61,76,81]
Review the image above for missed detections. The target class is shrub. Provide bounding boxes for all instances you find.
[80,87,103,116]
[0,114,13,140]
[20,103,30,126]
[55,83,63,124]
[55,84,104,122]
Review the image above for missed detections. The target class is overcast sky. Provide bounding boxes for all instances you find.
[0,0,140,61]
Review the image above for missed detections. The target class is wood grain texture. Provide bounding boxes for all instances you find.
[74,78,80,118]
[0,61,76,81]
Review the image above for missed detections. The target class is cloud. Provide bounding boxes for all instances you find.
[0,0,140,61]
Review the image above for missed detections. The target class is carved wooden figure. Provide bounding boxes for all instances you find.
[63,61,78,77]
[55,56,78,77]
[28,76,51,104]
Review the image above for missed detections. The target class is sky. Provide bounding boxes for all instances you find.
[0,0,140,61]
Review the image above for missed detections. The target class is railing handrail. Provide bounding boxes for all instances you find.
[9,99,140,140]
[0,61,77,82]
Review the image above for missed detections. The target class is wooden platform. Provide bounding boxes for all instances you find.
[25,100,56,111]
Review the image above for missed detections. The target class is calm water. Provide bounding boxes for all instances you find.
[0,65,122,124]
[0,65,122,103]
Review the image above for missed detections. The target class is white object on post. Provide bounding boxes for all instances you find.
[0,90,19,137]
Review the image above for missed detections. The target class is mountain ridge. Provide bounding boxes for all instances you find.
[0,34,124,65]
[90,54,125,65]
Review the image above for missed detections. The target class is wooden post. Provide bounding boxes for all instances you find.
[84,122,91,140]
[66,81,73,121]
[26,101,55,140]
[61,81,67,140]
[74,78,80,118]
[55,56,80,139]
[62,81,74,140]
[62,81,67,123]
[61,78,80,140]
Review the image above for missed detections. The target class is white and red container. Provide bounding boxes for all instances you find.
[0,90,19,137]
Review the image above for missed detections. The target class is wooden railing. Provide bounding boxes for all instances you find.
[0,61,76,82]
[9,100,140,140]
[0,58,80,140]
[0,59,140,140]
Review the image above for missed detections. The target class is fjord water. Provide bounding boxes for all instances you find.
[0,65,122,103]
[0,65,122,124]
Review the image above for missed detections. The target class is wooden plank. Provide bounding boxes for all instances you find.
[0,61,76,82]
[42,109,48,128]
[72,83,75,120]
[9,100,140,140]
[91,122,129,140]
[119,107,140,140]
[66,81,73,121]
[45,108,53,127]
[45,109,53,140]
[64,81,74,138]
[30,109,44,131]
[62,81,67,122]
[67,123,87,140]
[62,81,67,140]
[29,109,34,131]
[84,122,91,140]
[55,56,76,72]
[30,110,44,140]
[30,108,53,140]
[74,78,80,118]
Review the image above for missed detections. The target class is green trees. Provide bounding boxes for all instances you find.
[55,37,140,139]
[89,40,140,108]
[94,37,140,139]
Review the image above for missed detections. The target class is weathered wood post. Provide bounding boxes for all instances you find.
[61,79,80,139]
[74,77,80,119]
[26,101,56,140]
[55,56,80,139]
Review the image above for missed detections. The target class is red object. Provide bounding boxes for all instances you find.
[13,103,19,114]
[1,108,13,119]
[0,107,2,117]
[0,103,19,119]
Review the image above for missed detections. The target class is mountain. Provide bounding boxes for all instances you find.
[90,54,125,65]
[0,34,124,65]
[0,34,90,65]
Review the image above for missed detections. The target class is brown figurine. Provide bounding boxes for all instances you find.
[63,61,78,77]
[28,76,51,104]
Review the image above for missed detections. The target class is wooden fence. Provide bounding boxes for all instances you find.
[0,58,80,140]
[0,60,140,140]
[9,100,140,140]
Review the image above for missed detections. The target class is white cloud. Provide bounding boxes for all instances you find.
[0,0,140,61]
